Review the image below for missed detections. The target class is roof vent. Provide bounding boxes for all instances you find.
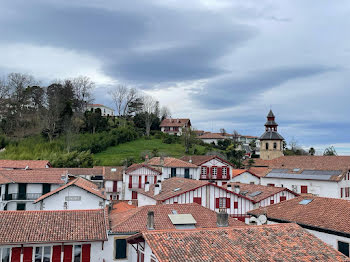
[240,190,249,196]
[293,168,300,172]
[25,165,29,170]
[172,210,178,214]
[249,191,262,197]
[299,199,313,205]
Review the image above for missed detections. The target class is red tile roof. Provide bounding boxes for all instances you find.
[136,177,209,201]
[248,196,350,236]
[198,132,226,139]
[0,160,50,169]
[66,167,103,176]
[180,155,233,167]
[247,167,270,177]
[0,209,107,244]
[129,223,348,262]
[110,203,244,233]
[126,163,162,174]
[34,177,106,203]
[0,169,66,184]
[160,118,190,127]
[223,182,298,203]
[111,201,137,215]
[102,166,124,181]
[147,157,198,168]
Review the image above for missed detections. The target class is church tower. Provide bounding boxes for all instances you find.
[259,110,284,160]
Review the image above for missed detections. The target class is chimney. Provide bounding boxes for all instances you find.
[160,156,164,166]
[147,211,155,230]
[145,182,150,192]
[227,184,232,191]
[217,210,229,227]
[189,156,192,163]
[157,180,162,192]
[217,181,222,187]
[154,184,160,195]
[234,185,240,194]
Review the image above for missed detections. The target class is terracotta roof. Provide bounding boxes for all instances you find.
[111,201,137,215]
[160,118,190,127]
[246,167,270,177]
[129,223,348,262]
[110,203,244,233]
[34,177,106,203]
[232,169,262,179]
[0,160,50,169]
[147,157,198,168]
[126,163,162,174]
[248,196,350,236]
[0,169,66,184]
[0,209,107,245]
[66,167,103,176]
[102,166,124,181]
[223,182,298,203]
[136,177,209,201]
[180,155,233,167]
[198,133,226,139]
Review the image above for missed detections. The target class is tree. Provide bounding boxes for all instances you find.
[232,130,240,144]
[109,85,139,117]
[220,128,226,135]
[249,139,257,154]
[142,95,157,137]
[225,144,245,168]
[182,127,197,154]
[309,147,316,156]
[70,76,94,113]
[247,158,255,168]
[160,106,171,120]
[323,146,337,156]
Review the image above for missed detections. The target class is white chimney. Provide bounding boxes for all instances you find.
[147,211,155,230]
[217,210,228,227]
[157,180,162,192]
[145,182,150,192]
[234,185,240,194]
[227,184,232,191]
[154,184,160,195]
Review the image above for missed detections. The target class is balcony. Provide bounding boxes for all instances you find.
[2,193,42,201]
[200,174,228,180]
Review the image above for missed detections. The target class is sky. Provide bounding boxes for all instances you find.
[1,0,350,154]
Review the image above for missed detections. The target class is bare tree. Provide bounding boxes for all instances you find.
[160,106,171,120]
[70,76,94,112]
[110,85,128,117]
[123,88,138,116]
[142,95,156,136]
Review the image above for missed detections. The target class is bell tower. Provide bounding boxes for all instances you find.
[259,110,284,160]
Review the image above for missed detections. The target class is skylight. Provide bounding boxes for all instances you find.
[240,190,249,195]
[174,188,181,192]
[293,168,300,172]
[249,191,262,197]
[299,199,313,205]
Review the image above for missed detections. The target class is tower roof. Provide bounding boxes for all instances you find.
[267,110,275,118]
[259,131,284,140]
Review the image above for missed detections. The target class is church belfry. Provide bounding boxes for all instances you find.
[259,110,284,160]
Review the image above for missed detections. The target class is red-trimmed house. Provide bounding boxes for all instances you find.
[160,118,191,136]
[124,164,162,201]
[136,177,298,223]
[231,169,261,185]
[180,155,234,184]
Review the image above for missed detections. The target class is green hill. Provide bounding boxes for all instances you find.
[94,138,207,166]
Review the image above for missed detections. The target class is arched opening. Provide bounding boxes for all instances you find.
[265,142,269,150]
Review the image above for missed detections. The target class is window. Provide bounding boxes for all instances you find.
[35,246,51,262]
[270,199,274,205]
[234,201,238,209]
[132,191,138,200]
[193,197,202,205]
[338,241,349,257]
[301,186,308,194]
[17,203,25,210]
[0,248,10,262]
[74,245,81,262]
[346,187,350,198]
[216,197,230,208]
[222,167,227,177]
[42,184,51,195]
[341,188,344,198]
[280,196,286,202]
[171,168,176,177]
[273,142,277,149]
[115,239,127,259]
[212,167,217,178]
[265,143,269,150]
[201,167,207,175]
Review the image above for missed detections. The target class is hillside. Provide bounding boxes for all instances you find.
[94,138,207,166]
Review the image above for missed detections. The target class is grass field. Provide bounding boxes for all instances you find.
[94,138,207,166]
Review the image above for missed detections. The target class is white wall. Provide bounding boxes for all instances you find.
[101,234,135,262]
[231,172,260,184]
[137,193,157,207]
[38,186,105,210]
[162,167,198,180]
[261,177,339,198]
[338,173,350,200]
[257,190,296,207]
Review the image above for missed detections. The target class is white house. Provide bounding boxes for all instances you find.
[0,209,108,262]
[0,169,67,211]
[248,196,350,257]
[103,166,124,201]
[159,118,191,136]
[34,177,107,210]
[197,132,226,145]
[124,163,162,200]
[87,103,115,116]
[107,203,244,262]
[180,155,234,184]
[126,223,349,262]
[231,169,261,184]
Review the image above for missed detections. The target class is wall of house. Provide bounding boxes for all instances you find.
[160,127,183,136]
[162,167,198,180]
[260,177,339,198]
[200,138,222,145]
[105,180,123,200]
[137,193,157,207]
[231,172,260,184]
[129,241,157,262]
[338,172,350,200]
[259,140,283,160]
[257,190,297,207]
[39,186,105,210]
[101,234,135,262]
[198,158,232,181]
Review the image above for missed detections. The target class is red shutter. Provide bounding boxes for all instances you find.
[113,181,118,192]
[234,201,238,209]
[145,175,148,183]
[154,176,157,184]
[280,196,286,202]
[206,167,210,179]
[132,191,138,200]
[226,197,230,208]
[23,247,33,262]
[138,176,142,188]
[63,245,73,262]
[270,199,275,205]
[226,167,230,179]
[82,244,91,262]
[128,176,132,189]
[52,246,62,262]
[210,167,213,178]
[11,247,21,262]
[267,184,275,187]
[193,197,202,205]
[218,167,222,179]
[301,186,308,194]
[215,198,220,208]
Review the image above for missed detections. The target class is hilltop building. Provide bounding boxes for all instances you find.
[160,118,191,136]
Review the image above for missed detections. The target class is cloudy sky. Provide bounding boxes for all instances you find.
[1,0,350,154]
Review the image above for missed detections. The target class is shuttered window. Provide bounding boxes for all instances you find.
[52,246,61,262]
[234,201,238,209]
[280,196,286,202]
[270,199,275,205]
[216,198,229,208]
[193,197,202,205]
[115,239,127,259]
[0,248,10,262]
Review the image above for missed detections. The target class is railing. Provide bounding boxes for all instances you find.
[2,193,42,201]
[200,174,228,180]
